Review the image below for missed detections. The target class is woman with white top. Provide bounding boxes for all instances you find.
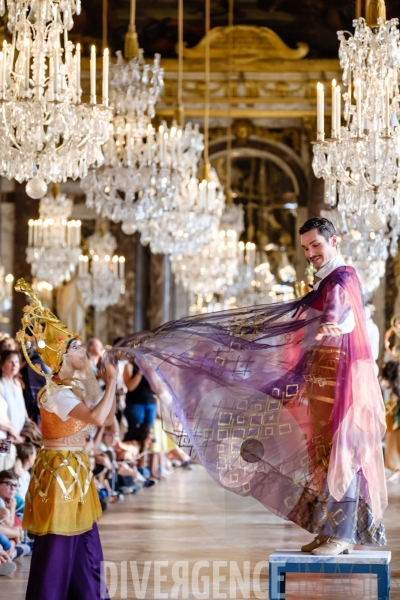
[0,350,25,470]
[0,350,27,437]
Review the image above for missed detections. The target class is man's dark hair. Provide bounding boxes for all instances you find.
[299,217,336,241]
[0,469,19,483]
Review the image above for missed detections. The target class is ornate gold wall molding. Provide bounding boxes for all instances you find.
[177,25,309,64]
[208,120,301,153]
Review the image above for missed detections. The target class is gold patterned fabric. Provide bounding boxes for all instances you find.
[40,405,87,440]
[22,449,102,536]
[302,345,345,404]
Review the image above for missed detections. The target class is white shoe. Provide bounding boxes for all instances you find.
[311,536,354,556]
[0,561,17,576]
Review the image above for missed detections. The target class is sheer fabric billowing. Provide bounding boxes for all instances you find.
[107,266,387,542]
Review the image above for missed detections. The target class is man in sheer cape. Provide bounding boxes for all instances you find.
[109,217,387,555]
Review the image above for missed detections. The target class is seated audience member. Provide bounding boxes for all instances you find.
[0,470,30,558]
[14,443,36,499]
[99,430,139,495]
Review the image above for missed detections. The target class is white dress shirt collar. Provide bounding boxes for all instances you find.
[314,254,347,289]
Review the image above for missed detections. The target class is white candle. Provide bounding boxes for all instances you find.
[112,255,118,278]
[177,129,182,162]
[48,57,54,101]
[385,78,390,130]
[207,180,216,210]
[0,51,4,97]
[2,42,6,97]
[336,85,341,136]
[53,43,59,97]
[316,82,324,138]
[158,125,164,163]
[163,132,168,165]
[119,257,125,279]
[331,79,337,134]
[76,43,81,102]
[28,219,33,246]
[126,123,132,164]
[24,38,30,94]
[355,78,362,133]
[102,47,109,106]
[90,45,96,103]
[77,220,81,246]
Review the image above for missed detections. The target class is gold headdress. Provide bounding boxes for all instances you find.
[15,279,79,377]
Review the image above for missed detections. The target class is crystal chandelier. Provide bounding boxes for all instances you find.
[0,0,111,199]
[221,243,275,308]
[187,243,276,314]
[171,204,244,296]
[322,208,390,296]
[26,192,81,287]
[138,157,224,255]
[136,0,224,254]
[76,231,125,311]
[81,46,165,231]
[312,0,400,218]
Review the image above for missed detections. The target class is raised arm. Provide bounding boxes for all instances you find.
[68,364,117,427]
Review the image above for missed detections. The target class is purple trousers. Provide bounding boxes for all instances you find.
[26,523,108,600]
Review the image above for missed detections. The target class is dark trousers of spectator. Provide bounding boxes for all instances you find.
[124,403,157,434]
[25,523,107,600]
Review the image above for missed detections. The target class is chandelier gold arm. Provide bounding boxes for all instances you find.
[366,0,386,28]
[174,0,185,126]
[102,0,107,52]
[125,0,139,59]
[225,0,234,204]
[202,0,211,179]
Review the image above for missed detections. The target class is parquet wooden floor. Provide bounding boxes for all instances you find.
[1,465,399,599]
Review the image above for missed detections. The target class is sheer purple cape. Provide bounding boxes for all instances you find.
[107,266,387,529]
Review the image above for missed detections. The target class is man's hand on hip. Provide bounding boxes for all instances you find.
[315,322,343,340]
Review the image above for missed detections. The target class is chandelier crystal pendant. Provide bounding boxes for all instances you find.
[322,208,391,296]
[171,203,244,296]
[312,0,400,218]
[26,192,81,287]
[0,0,111,199]
[76,231,125,311]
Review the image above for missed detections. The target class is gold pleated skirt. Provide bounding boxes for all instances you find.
[22,449,102,536]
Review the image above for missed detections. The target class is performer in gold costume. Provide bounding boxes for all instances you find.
[15,280,117,600]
